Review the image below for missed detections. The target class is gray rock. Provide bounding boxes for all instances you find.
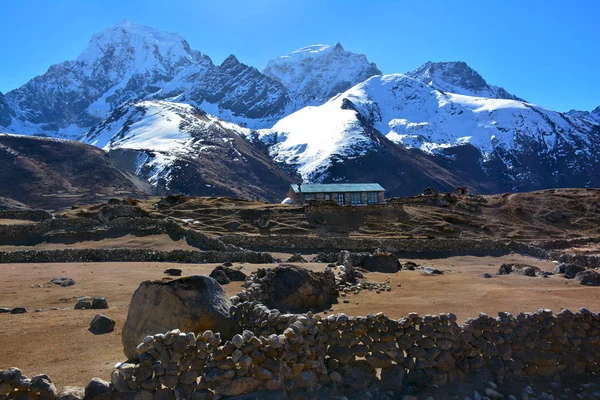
[422,267,444,275]
[0,367,22,383]
[75,297,92,309]
[0,307,11,313]
[497,263,541,277]
[554,263,585,279]
[122,276,239,360]
[89,314,115,334]
[49,277,76,287]
[164,268,182,277]
[482,273,493,278]
[381,365,405,390]
[214,377,259,396]
[576,269,600,286]
[362,252,402,273]
[57,386,85,400]
[84,378,111,400]
[209,265,247,285]
[92,297,109,309]
[10,307,27,314]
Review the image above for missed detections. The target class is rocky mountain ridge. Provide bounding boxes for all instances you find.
[0,20,598,204]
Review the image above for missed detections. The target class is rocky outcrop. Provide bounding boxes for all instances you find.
[121,276,239,360]
[233,265,338,313]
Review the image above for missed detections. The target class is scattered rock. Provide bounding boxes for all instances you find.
[89,314,115,334]
[404,261,419,270]
[482,273,493,278]
[10,307,27,314]
[92,297,109,309]
[497,263,542,277]
[422,267,444,275]
[210,265,247,285]
[576,269,600,286]
[122,275,239,360]
[75,297,92,310]
[49,277,76,287]
[0,307,12,313]
[164,268,182,276]
[554,263,586,279]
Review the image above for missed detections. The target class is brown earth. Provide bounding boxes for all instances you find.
[2,254,600,388]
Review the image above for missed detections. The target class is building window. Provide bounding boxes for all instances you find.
[350,192,362,205]
[304,193,316,201]
[324,194,331,201]
[337,193,346,205]
[367,192,379,204]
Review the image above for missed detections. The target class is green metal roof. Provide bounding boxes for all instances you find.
[291,183,385,194]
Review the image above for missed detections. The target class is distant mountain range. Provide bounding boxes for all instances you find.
[1,20,598,205]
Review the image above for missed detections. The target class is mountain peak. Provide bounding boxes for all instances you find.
[77,20,197,66]
[406,61,523,101]
[263,43,381,102]
[221,54,241,68]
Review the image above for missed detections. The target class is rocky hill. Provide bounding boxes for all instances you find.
[0,134,149,209]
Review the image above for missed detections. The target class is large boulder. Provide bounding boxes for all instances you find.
[497,263,542,277]
[361,252,401,273]
[261,265,338,313]
[576,269,600,286]
[122,276,239,360]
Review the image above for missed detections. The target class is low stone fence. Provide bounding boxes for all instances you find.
[5,307,596,399]
[0,209,52,222]
[0,248,274,264]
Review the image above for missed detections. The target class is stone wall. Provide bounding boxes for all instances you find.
[5,306,598,399]
[0,248,273,264]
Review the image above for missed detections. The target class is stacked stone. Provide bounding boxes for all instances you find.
[111,329,221,399]
[0,368,56,399]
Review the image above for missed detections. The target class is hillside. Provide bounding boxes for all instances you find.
[0,134,149,209]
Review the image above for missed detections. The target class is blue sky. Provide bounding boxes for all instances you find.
[0,0,598,112]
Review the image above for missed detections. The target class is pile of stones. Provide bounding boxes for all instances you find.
[0,368,57,399]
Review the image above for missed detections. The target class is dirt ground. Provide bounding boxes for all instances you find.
[1,254,600,388]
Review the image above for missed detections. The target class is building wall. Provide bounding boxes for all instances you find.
[290,189,384,205]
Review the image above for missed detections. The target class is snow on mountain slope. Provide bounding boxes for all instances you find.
[406,61,523,101]
[260,73,600,189]
[84,100,293,200]
[154,55,297,128]
[567,106,600,125]
[263,43,381,103]
[0,21,296,136]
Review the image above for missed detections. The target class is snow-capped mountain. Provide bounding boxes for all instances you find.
[263,43,381,103]
[0,20,598,203]
[567,106,600,125]
[258,73,600,192]
[0,21,297,136]
[84,100,294,199]
[406,61,523,101]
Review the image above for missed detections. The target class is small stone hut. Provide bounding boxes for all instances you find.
[287,183,385,205]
